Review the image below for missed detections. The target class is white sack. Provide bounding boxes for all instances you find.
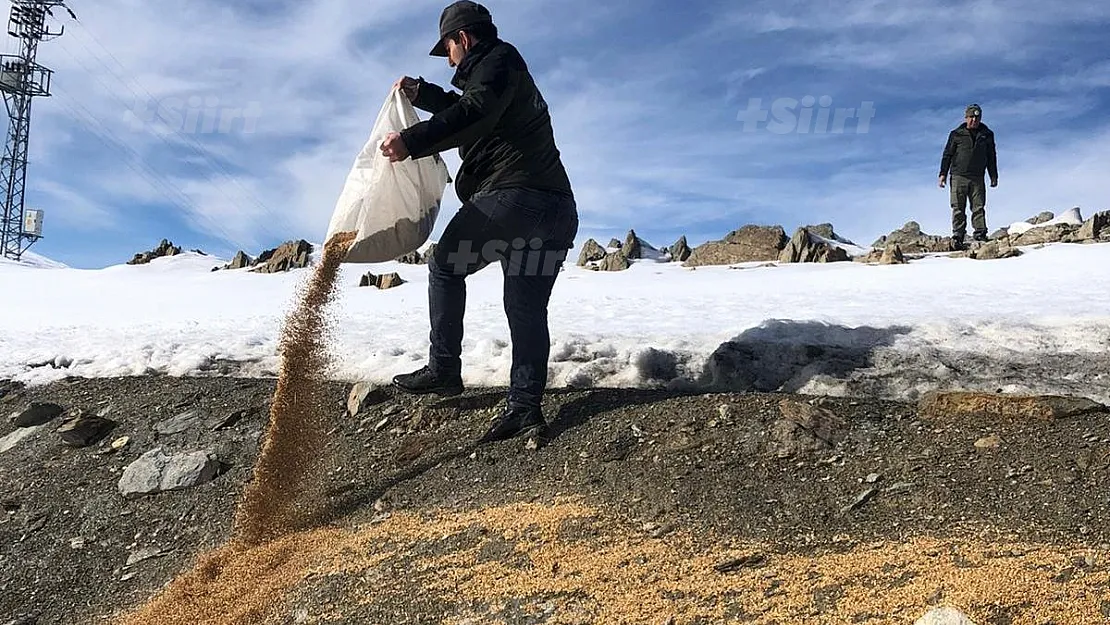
[326,87,451,263]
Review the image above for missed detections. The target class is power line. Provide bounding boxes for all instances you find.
[57,16,276,223]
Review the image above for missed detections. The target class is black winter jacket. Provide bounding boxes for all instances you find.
[400,38,573,204]
[939,122,998,180]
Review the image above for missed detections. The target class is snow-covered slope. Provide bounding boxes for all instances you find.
[2,243,1110,403]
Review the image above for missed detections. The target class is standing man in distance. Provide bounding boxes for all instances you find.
[380,1,578,446]
[939,103,998,248]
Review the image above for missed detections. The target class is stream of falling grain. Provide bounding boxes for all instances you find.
[231,231,356,547]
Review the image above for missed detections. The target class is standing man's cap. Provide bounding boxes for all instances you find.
[965,103,982,118]
[430,1,493,57]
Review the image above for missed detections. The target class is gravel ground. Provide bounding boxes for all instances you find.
[1,375,1108,625]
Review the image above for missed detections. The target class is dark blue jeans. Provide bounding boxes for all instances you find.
[427,187,578,409]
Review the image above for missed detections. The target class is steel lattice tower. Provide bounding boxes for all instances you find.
[0,1,72,260]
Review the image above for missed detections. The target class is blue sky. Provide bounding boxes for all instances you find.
[15,0,1110,268]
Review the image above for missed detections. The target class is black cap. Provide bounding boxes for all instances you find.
[430,1,493,57]
[965,103,982,118]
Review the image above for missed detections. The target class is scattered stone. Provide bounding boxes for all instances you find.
[864,473,882,484]
[914,606,978,625]
[919,391,1107,422]
[118,448,221,497]
[210,410,247,431]
[772,400,847,456]
[125,547,166,567]
[669,235,691,262]
[154,411,203,435]
[359,272,405,290]
[576,239,607,267]
[128,239,182,265]
[111,436,131,452]
[252,240,314,274]
[872,222,953,254]
[347,382,383,417]
[684,225,789,267]
[778,227,851,264]
[841,488,878,515]
[975,434,1003,449]
[57,413,117,448]
[13,402,63,428]
[0,425,44,454]
[988,227,1009,240]
[714,552,767,573]
[969,240,1022,261]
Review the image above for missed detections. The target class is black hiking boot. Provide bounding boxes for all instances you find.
[392,366,463,397]
[479,405,548,445]
[972,231,989,242]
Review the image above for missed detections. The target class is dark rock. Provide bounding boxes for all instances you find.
[224,251,252,270]
[14,403,64,428]
[622,230,644,260]
[608,238,623,249]
[669,235,691,262]
[989,228,1010,240]
[127,239,182,265]
[154,411,203,436]
[57,413,117,448]
[395,250,424,265]
[359,272,405,289]
[252,240,314,274]
[684,225,789,267]
[779,228,851,264]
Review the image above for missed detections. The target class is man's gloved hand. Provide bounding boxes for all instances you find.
[394,76,420,102]
[381,131,410,162]
[938,175,947,188]
[990,177,998,188]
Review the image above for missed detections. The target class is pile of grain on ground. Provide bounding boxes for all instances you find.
[115,498,1110,625]
[231,231,355,546]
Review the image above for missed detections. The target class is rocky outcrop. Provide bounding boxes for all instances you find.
[128,239,182,265]
[779,227,850,264]
[359,272,405,290]
[224,251,253,270]
[669,235,691,262]
[598,253,630,272]
[1011,223,1081,247]
[804,223,858,247]
[871,222,953,254]
[857,244,907,265]
[252,240,314,274]
[1077,210,1110,242]
[577,239,607,267]
[684,225,789,267]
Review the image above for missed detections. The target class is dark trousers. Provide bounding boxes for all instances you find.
[950,174,988,239]
[427,187,578,409]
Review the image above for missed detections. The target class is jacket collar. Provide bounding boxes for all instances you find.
[451,37,502,89]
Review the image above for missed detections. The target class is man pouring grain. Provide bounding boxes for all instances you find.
[381,1,578,445]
